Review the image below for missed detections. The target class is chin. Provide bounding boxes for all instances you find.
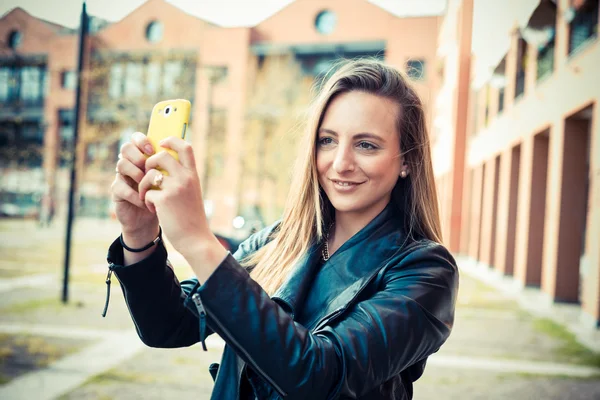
[327,196,367,213]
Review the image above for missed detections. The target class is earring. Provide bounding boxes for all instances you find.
[400,170,408,179]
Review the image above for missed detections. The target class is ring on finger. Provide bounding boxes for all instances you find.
[153,171,164,188]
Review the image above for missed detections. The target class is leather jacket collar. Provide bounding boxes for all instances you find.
[271,201,406,325]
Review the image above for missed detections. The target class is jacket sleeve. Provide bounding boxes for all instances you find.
[193,241,458,399]
[109,237,204,348]
[108,223,278,348]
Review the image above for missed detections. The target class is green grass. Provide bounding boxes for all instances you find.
[0,219,119,278]
[0,269,46,278]
[173,356,197,365]
[455,278,521,311]
[0,297,59,315]
[0,297,87,316]
[57,391,114,400]
[499,371,600,381]
[0,333,86,384]
[533,318,600,368]
[87,369,157,385]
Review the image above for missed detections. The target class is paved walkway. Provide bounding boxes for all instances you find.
[0,274,56,293]
[427,353,600,377]
[0,219,599,399]
[0,322,225,400]
[0,331,143,400]
[458,256,600,353]
[1,319,598,400]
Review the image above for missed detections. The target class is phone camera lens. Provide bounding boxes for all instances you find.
[164,106,171,115]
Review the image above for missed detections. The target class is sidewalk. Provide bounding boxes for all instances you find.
[1,218,599,399]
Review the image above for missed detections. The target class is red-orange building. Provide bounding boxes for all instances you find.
[434,0,600,331]
[0,0,443,234]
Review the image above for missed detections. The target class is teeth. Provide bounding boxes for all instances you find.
[336,181,355,186]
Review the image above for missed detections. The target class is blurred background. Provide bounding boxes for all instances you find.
[0,0,599,399]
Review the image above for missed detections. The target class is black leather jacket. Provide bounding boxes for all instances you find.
[106,203,458,399]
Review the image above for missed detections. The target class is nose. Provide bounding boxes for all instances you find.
[332,143,355,173]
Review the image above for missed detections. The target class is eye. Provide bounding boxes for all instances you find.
[317,137,334,146]
[357,141,377,150]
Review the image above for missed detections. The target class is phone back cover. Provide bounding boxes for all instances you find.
[146,99,191,167]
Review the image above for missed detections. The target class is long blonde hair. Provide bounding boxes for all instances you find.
[242,59,442,295]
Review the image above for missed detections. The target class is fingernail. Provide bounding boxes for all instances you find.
[144,144,154,155]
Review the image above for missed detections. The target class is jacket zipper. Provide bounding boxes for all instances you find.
[191,293,208,351]
[101,265,114,317]
[193,291,288,397]
[103,264,143,338]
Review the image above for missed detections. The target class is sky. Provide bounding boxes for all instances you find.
[0,0,447,28]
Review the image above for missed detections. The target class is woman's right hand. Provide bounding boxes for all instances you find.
[111,132,159,240]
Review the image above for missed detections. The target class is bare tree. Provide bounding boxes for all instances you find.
[241,53,314,225]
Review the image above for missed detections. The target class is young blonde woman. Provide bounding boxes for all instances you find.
[106,60,459,399]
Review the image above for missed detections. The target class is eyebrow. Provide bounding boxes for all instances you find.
[318,128,386,143]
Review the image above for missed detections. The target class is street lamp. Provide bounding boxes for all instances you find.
[62,1,88,303]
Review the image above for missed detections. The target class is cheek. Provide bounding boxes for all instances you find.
[363,156,400,180]
[316,152,328,175]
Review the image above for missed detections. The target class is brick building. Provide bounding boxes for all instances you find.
[434,0,600,330]
[0,0,443,234]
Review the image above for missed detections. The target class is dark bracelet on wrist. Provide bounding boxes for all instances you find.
[120,226,162,253]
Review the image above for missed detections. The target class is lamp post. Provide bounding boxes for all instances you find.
[62,1,88,303]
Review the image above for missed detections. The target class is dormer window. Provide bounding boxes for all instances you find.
[315,11,337,35]
[8,30,22,49]
[146,21,163,43]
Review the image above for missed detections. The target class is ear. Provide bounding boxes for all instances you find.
[399,161,409,178]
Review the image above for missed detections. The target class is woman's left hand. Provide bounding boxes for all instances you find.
[138,136,220,261]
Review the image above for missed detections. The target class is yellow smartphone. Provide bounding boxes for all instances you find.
[146,99,191,183]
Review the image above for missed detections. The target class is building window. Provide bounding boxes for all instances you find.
[568,0,599,55]
[5,67,19,101]
[498,87,505,114]
[124,62,144,97]
[162,61,182,95]
[146,21,164,43]
[472,89,479,133]
[146,62,161,96]
[58,109,74,167]
[406,59,426,80]
[295,50,384,78]
[0,66,46,104]
[315,10,337,35]
[314,59,334,76]
[0,67,10,101]
[484,85,490,126]
[61,70,76,89]
[109,64,124,98]
[514,37,527,99]
[20,66,43,104]
[86,141,118,170]
[59,109,74,140]
[19,122,44,167]
[537,29,556,81]
[207,109,227,178]
[8,30,22,49]
[20,122,43,143]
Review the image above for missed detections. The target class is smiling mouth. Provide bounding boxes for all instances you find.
[331,180,364,187]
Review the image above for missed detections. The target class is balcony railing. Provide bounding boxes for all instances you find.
[514,70,525,99]
[537,40,555,81]
[0,96,44,107]
[569,1,599,55]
